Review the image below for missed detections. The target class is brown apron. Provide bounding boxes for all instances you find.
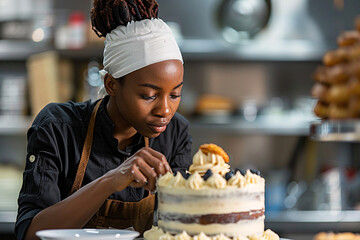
[68,99,155,235]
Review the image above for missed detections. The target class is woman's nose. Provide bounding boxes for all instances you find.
[153,97,171,117]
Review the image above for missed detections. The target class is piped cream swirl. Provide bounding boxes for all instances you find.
[245,170,264,185]
[189,150,230,176]
[193,233,211,240]
[213,234,232,240]
[158,172,174,187]
[186,172,204,190]
[160,233,175,240]
[169,172,186,187]
[174,231,192,240]
[249,229,279,240]
[206,173,227,189]
[228,171,246,188]
[157,169,265,190]
[144,227,279,240]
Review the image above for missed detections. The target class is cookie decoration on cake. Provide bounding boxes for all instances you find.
[200,143,230,163]
[189,144,230,176]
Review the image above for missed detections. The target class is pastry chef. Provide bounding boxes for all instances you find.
[15,0,192,239]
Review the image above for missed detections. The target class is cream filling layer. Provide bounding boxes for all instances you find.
[158,217,265,237]
[159,198,264,214]
[159,184,264,196]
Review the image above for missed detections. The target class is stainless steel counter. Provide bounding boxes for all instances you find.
[266,210,360,233]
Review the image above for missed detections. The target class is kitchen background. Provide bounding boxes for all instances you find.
[0,0,360,239]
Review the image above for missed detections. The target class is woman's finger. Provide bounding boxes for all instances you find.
[133,157,157,190]
[141,147,172,174]
[136,149,166,176]
[129,163,147,184]
[136,158,158,189]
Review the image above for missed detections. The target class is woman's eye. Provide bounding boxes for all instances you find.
[141,95,156,100]
[170,94,182,99]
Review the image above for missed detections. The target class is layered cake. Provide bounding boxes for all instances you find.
[144,144,279,240]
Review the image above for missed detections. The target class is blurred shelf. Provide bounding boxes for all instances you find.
[189,115,315,136]
[180,39,326,62]
[0,114,316,136]
[0,16,33,22]
[266,210,360,233]
[57,44,104,60]
[0,116,32,135]
[0,40,104,61]
[0,211,15,233]
[0,39,326,62]
[0,40,51,61]
[310,120,360,142]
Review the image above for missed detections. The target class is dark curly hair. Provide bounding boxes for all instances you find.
[91,0,159,38]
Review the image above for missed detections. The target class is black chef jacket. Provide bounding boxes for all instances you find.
[15,95,192,240]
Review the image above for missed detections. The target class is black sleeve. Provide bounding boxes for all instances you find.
[169,113,192,173]
[15,124,62,240]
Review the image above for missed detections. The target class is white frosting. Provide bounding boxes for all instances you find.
[156,217,265,238]
[144,226,280,240]
[228,172,246,188]
[248,230,279,240]
[262,229,280,240]
[245,170,264,185]
[157,170,264,191]
[193,233,211,240]
[160,233,175,240]
[206,173,227,189]
[151,146,272,240]
[158,193,264,214]
[233,236,250,240]
[189,150,230,176]
[144,226,165,240]
[186,172,204,190]
[213,234,232,240]
[174,231,192,240]
[158,172,174,187]
[170,172,186,187]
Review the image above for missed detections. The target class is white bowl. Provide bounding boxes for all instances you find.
[36,229,140,240]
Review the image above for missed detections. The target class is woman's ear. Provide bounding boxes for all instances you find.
[104,73,117,96]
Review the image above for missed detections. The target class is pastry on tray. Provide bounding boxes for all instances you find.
[314,232,360,240]
[312,15,360,119]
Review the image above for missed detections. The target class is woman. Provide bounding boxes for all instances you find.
[15,1,192,239]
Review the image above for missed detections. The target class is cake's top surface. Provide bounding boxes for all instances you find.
[158,170,264,191]
[157,143,264,190]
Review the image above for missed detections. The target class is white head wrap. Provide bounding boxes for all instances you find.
[99,18,183,88]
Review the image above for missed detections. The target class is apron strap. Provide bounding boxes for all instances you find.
[144,137,149,148]
[69,98,103,195]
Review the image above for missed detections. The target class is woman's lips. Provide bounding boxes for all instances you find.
[148,124,167,133]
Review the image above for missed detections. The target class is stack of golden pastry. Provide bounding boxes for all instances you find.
[314,232,360,240]
[312,16,360,119]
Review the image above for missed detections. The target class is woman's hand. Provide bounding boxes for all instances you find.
[105,147,171,192]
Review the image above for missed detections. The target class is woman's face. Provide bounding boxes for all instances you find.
[114,59,184,138]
